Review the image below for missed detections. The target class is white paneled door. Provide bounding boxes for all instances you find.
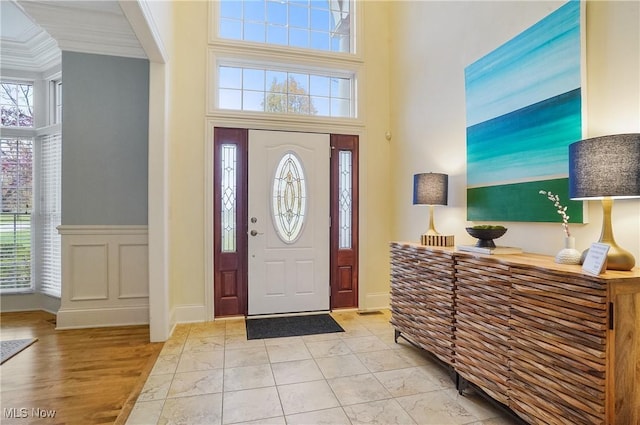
[248,130,330,315]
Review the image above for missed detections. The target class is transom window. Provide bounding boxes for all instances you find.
[219,65,352,117]
[1,82,33,128]
[211,0,359,119]
[219,0,352,54]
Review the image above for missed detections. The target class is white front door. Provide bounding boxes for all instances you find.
[248,130,330,315]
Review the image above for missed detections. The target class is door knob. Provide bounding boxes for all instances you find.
[250,230,259,236]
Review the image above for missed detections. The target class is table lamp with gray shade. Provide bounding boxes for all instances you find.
[569,133,640,271]
[413,173,453,246]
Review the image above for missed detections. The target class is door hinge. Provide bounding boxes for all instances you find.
[608,301,614,330]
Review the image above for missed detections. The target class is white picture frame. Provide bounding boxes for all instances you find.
[582,242,610,275]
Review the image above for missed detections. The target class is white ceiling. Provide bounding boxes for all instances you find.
[1,0,146,73]
[1,1,59,72]
[1,0,40,42]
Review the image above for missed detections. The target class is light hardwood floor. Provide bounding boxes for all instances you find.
[0,311,162,424]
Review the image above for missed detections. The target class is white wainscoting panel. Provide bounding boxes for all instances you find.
[57,225,149,329]
[118,243,149,299]
[70,244,109,301]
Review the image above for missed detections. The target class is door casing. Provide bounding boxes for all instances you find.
[213,127,359,317]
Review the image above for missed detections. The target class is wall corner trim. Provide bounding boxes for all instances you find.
[119,0,168,63]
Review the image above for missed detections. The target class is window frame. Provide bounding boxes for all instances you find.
[1,80,35,129]
[215,61,356,118]
[207,0,363,124]
[1,75,61,297]
[0,136,35,294]
[207,46,363,123]
[209,0,362,61]
[49,79,62,125]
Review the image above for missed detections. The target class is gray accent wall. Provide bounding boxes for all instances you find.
[61,51,149,225]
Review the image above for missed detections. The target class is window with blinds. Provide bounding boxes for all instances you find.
[1,79,61,297]
[38,133,61,297]
[1,137,34,293]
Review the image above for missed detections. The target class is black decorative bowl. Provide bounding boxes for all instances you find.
[465,227,508,248]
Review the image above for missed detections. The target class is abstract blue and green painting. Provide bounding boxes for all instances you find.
[465,0,584,223]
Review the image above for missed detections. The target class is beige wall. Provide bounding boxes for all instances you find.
[389,1,640,261]
[165,0,638,321]
[358,1,393,308]
[584,0,640,262]
[169,1,208,315]
[166,1,392,318]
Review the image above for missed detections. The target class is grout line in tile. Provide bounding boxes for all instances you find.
[128,311,519,425]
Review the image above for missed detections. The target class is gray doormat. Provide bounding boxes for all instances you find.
[1,338,37,364]
[246,314,344,340]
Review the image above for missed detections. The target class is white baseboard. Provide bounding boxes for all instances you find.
[40,293,61,314]
[171,304,207,325]
[362,292,390,311]
[0,293,61,314]
[56,305,149,329]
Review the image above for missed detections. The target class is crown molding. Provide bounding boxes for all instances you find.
[0,34,60,73]
[3,1,149,72]
[17,1,147,60]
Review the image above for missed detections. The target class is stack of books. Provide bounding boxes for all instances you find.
[457,245,522,255]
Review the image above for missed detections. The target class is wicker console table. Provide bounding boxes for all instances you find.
[389,241,640,425]
[389,243,456,364]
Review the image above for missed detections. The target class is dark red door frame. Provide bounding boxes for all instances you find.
[213,128,359,317]
[213,128,248,317]
[330,134,359,309]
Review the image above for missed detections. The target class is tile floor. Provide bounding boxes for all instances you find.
[127,311,520,425]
